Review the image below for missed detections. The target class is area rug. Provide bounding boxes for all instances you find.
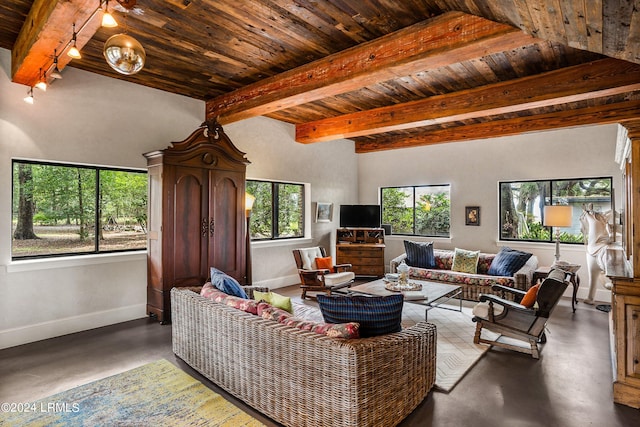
[402,304,496,393]
[0,359,264,427]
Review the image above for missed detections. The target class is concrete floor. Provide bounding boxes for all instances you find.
[1,286,639,426]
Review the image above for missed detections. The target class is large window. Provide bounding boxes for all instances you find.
[499,177,613,243]
[12,160,147,259]
[246,180,304,240]
[381,184,451,237]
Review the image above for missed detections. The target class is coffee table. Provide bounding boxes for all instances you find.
[349,278,462,320]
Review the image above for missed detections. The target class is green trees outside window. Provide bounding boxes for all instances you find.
[381,185,450,237]
[246,180,304,240]
[12,160,147,259]
[499,177,612,243]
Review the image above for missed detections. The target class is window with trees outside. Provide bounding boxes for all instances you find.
[245,179,304,240]
[12,160,147,259]
[381,185,451,237]
[499,177,613,243]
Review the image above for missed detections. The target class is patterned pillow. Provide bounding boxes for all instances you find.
[316,294,404,338]
[224,295,260,315]
[403,240,436,268]
[488,247,533,276]
[281,317,360,339]
[210,267,248,299]
[452,248,480,274]
[257,302,292,323]
[200,282,228,303]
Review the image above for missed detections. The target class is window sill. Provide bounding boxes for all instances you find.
[6,251,147,273]
[251,237,313,249]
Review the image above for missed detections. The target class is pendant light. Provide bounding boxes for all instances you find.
[23,87,34,104]
[35,68,47,91]
[101,0,118,28]
[67,23,82,59]
[51,50,63,79]
[103,33,145,75]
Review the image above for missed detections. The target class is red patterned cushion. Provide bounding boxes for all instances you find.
[200,282,229,303]
[281,317,360,339]
[257,302,293,322]
[224,295,260,315]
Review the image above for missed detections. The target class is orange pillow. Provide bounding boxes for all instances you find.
[520,284,540,308]
[315,256,334,273]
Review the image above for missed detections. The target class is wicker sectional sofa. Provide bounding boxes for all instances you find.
[391,248,538,301]
[171,287,437,427]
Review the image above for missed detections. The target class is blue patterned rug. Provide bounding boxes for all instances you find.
[0,359,264,426]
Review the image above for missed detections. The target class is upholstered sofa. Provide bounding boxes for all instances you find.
[391,248,538,301]
[171,287,437,427]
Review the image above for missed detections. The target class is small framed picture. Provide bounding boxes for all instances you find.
[465,206,480,226]
[315,202,333,223]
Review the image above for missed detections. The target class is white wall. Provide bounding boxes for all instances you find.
[0,48,359,349]
[358,124,622,302]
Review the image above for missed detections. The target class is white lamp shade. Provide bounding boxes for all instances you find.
[245,193,255,212]
[543,205,573,227]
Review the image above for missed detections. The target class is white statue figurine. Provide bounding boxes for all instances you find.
[579,204,615,305]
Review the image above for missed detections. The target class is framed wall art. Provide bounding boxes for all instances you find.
[465,206,480,226]
[315,202,333,223]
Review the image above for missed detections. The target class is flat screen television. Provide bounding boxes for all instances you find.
[339,205,381,228]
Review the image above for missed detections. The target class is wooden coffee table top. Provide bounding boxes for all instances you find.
[349,278,461,306]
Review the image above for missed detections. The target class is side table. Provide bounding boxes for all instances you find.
[532,266,580,312]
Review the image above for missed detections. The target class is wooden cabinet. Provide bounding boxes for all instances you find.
[144,120,249,323]
[607,121,640,408]
[336,228,385,277]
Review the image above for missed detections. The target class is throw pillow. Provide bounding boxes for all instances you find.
[281,317,360,339]
[403,240,436,269]
[451,248,480,274]
[210,268,248,299]
[200,282,228,303]
[520,284,540,308]
[488,247,533,276]
[315,256,335,273]
[316,294,404,338]
[253,290,293,313]
[257,302,293,323]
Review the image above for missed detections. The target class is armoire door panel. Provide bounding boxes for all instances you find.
[172,167,209,286]
[210,172,244,279]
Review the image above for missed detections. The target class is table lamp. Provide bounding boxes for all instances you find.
[543,205,573,261]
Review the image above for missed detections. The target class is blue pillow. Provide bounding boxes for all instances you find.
[404,240,435,269]
[487,247,533,276]
[317,294,403,338]
[210,267,247,299]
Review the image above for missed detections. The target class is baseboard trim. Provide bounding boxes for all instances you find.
[252,274,299,290]
[0,304,147,350]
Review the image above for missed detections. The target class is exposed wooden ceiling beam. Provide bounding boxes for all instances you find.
[11,0,103,87]
[296,58,640,143]
[205,11,537,124]
[354,99,640,153]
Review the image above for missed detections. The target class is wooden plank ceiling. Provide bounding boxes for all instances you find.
[1,0,640,152]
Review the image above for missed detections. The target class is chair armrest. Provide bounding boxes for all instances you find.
[390,253,408,273]
[478,293,532,314]
[491,284,527,297]
[334,263,352,272]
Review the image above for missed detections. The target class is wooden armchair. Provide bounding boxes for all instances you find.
[471,268,568,359]
[292,247,355,299]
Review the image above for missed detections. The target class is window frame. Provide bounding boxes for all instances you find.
[246,179,306,241]
[11,159,147,260]
[498,176,613,244]
[380,183,451,238]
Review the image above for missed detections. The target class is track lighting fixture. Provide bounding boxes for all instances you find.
[51,50,63,79]
[101,0,118,28]
[68,23,82,59]
[35,68,47,91]
[23,87,34,104]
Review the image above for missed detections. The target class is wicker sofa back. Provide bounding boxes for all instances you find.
[171,288,437,427]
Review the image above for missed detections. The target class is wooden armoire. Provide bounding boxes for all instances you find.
[144,119,250,323]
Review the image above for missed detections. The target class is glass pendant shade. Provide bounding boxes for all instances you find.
[103,34,146,75]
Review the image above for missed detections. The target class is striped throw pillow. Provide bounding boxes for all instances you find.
[404,240,436,268]
[317,294,404,338]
